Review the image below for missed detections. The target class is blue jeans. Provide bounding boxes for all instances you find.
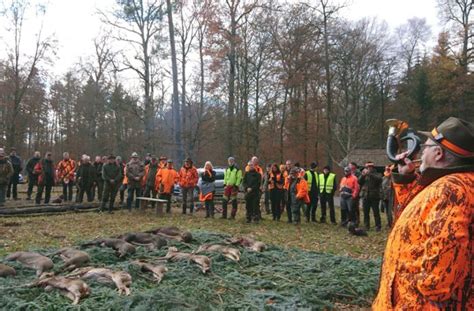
[127,187,142,210]
[340,196,354,224]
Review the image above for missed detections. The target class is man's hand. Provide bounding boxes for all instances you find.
[247,188,252,193]
[395,151,416,175]
[361,169,368,176]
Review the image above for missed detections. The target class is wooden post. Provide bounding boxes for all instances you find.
[156,202,164,215]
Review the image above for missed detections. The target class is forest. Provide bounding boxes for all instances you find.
[0,0,472,166]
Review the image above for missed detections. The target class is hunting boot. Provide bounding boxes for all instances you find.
[221,199,228,219]
[230,200,238,219]
[166,197,171,213]
[98,201,106,213]
[264,198,270,215]
[205,201,210,218]
[189,203,194,214]
[311,204,317,222]
[210,201,215,218]
[108,202,114,214]
[340,209,348,227]
[304,205,310,222]
[182,202,187,215]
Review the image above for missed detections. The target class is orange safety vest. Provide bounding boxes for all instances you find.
[245,164,263,176]
[268,172,284,190]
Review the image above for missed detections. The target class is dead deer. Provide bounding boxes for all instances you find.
[196,244,241,262]
[227,237,266,252]
[145,227,193,243]
[118,232,167,251]
[5,251,54,276]
[0,263,16,277]
[69,267,132,296]
[158,247,211,274]
[50,248,90,271]
[82,238,136,258]
[131,260,168,283]
[30,272,90,305]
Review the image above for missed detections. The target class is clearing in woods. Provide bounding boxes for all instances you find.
[0,201,388,309]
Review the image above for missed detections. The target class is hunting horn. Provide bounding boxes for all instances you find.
[386,119,421,164]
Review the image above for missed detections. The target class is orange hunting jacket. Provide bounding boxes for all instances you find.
[339,174,359,199]
[295,178,310,204]
[57,159,76,181]
[373,167,474,310]
[178,166,199,188]
[155,167,178,194]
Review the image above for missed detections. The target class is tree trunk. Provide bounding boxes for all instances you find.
[322,12,333,167]
[253,65,260,155]
[167,0,184,162]
[303,79,309,166]
[181,40,187,156]
[279,87,290,163]
[226,6,237,157]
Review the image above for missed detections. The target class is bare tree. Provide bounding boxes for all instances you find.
[332,19,390,158]
[313,0,345,166]
[437,0,473,72]
[396,17,432,74]
[100,0,164,152]
[184,0,214,159]
[175,0,198,156]
[218,0,260,157]
[76,34,117,152]
[2,0,55,148]
[166,0,184,161]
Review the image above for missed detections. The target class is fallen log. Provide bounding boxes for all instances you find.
[0,204,100,216]
[0,209,100,218]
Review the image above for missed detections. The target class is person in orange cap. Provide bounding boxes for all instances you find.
[373,117,474,310]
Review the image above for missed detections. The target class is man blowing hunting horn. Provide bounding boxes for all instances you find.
[373,117,474,310]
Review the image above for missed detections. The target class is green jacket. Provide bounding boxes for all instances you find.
[224,166,242,187]
[102,163,122,184]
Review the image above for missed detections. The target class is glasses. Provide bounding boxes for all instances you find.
[421,143,438,151]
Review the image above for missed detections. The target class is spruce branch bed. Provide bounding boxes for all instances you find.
[0,231,380,310]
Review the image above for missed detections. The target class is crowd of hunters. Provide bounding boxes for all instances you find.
[0,148,393,231]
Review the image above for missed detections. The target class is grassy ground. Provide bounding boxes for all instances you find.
[1,230,381,310]
[1,186,389,310]
[0,197,388,259]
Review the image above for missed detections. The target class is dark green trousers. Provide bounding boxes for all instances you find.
[101,182,119,212]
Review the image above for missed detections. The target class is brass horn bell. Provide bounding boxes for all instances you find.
[386,119,421,164]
